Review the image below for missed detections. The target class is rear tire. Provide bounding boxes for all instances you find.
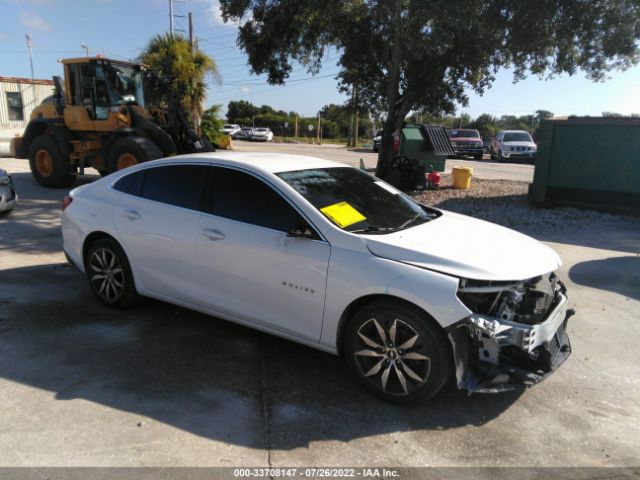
[344,299,452,404]
[84,238,138,309]
[28,135,75,188]
[107,136,162,173]
[474,153,483,160]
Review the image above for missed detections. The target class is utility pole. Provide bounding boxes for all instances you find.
[188,12,194,54]
[294,115,298,142]
[169,0,174,34]
[25,34,37,105]
[355,109,359,147]
[80,43,89,57]
[316,112,321,144]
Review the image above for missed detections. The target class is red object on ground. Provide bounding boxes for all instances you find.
[427,170,441,186]
[392,132,400,152]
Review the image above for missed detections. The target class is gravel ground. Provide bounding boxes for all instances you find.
[411,175,640,235]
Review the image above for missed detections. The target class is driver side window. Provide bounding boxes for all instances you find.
[206,166,316,236]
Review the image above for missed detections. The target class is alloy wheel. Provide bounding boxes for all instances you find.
[89,248,125,303]
[354,317,431,396]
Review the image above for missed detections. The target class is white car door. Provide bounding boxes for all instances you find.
[112,164,209,300]
[193,166,331,342]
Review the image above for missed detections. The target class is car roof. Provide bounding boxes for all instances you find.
[143,152,348,174]
[501,130,530,133]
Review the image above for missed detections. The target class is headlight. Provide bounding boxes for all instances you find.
[457,274,559,325]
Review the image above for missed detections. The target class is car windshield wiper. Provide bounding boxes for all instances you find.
[396,213,427,230]
[350,225,397,234]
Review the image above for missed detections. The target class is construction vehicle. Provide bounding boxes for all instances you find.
[11,57,214,188]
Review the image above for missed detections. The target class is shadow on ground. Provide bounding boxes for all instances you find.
[0,263,522,450]
[569,256,640,301]
[0,172,100,255]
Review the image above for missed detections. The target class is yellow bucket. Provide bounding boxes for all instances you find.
[452,166,473,189]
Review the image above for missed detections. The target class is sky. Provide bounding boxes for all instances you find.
[1,0,639,119]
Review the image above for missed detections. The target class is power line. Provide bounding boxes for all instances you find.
[206,72,341,99]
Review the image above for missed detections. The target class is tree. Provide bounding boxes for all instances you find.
[219,0,640,180]
[140,33,219,128]
[227,100,259,124]
[200,104,226,145]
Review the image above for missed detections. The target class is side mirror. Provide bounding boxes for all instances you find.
[287,226,315,239]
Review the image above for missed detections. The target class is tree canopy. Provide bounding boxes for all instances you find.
[219,0,640,177]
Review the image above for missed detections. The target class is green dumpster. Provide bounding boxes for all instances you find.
[529,117,640,214]
[399,124,452,172]
[381,124,453,190]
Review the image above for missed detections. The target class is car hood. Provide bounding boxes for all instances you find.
[450,137,481,143]
[363,210,561,281]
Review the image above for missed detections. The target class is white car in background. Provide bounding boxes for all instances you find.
[491,130,537,163]
[251,127,274,142]
[221,124,241,136]
[61,153,573,403]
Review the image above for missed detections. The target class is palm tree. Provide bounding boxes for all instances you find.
[139,33,220,128]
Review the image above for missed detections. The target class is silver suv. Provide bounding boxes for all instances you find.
[491,130,537,163]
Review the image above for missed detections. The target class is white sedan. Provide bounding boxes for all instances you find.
[62,153,573,403]
[250,127,274,142]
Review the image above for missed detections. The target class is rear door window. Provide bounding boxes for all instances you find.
[138,164,209,210]
[113,170,144,196]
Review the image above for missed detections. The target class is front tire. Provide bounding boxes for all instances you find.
[85,238,138,308]
[107,136,162,173]
[28,135,75,188]
[344,300,452,404]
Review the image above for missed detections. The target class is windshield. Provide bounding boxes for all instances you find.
[448,129,480,138]
[503,132,533,142]
[277,167,439,234]
[102,63,144,107]
[223,124,235,129]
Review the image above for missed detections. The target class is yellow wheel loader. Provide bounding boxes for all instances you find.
[11,57,214,188]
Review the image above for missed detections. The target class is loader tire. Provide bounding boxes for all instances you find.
[107,136,162,173]
[28,135,75,188]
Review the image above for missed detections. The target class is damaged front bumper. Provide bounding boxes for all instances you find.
[449,282,575,394]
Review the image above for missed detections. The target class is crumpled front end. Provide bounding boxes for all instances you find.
[448,273,574,393]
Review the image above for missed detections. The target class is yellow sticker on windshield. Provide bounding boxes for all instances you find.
[320,201,366,228]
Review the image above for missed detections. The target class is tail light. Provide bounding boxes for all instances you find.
[62,195,73,211]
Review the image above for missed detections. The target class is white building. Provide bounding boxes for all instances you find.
[0,76,54,157]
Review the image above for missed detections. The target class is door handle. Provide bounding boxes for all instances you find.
[123,210,141,220]
[202,229,225,241]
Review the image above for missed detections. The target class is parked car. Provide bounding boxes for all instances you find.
[491,130,537,163]
[446,129,484,160]
[62,153,572,404]
[251,127,274,142]
[221,124,241,137]
[372,129,382,153]
[233,127,253,140]
[0,169,17,213]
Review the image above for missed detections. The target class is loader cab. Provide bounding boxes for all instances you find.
[62,58,145,131]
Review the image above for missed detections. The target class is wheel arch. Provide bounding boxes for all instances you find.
[18,121,48,158]
[335,294,446,358]
[82,231,120,265]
